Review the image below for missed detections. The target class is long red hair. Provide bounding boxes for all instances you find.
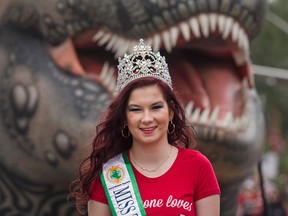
[69,77,197,214]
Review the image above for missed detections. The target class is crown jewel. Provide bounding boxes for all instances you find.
[116,39,172,92]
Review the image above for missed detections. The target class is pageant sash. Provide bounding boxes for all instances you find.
[100,152,146,216]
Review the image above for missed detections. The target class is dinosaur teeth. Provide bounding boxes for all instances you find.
[97,32,112,46]
[91,13,249,58]
[182,82,253,142]
[185,97,250,132]
[92,30,105,42]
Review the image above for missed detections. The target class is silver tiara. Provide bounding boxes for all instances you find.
[115,39,172,92]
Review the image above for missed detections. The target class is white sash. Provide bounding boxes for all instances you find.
[100,152,146,216]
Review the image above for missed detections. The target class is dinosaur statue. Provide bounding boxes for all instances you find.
[0,0,267,215]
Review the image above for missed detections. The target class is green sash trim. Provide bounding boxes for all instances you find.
[100,151,146,216]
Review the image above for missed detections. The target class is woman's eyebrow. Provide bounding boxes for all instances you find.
[127,101,164,107]
[152,101,164,106]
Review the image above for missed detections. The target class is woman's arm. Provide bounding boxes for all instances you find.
[87,200,112,216]
[195,194,220,216]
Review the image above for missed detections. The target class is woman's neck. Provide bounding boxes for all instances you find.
[130,141,171,162]
[129,143,178,177]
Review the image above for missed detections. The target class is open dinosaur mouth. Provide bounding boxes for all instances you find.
[48,13,253,135]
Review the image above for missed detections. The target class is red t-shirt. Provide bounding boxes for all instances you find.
[90,147,220,215]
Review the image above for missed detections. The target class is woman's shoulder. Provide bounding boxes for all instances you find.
[178,147,204,157]
[177,147,211,164]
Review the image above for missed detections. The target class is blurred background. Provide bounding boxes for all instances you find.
[237,0,288,215]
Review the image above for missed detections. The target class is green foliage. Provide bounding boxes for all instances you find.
[251,0,288,69]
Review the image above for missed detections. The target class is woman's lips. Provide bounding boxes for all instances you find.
[141,126,157,134]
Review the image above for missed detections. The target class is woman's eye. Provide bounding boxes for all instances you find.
[128,107,141,112]
[152,104,163,110]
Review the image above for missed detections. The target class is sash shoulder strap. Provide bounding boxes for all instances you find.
[100,151,146,216]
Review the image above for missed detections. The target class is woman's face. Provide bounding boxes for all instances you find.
[126,84,173,146]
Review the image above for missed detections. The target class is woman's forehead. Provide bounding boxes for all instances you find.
[128,85,166,104]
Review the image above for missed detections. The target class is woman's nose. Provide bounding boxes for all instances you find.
[141,111,153,123]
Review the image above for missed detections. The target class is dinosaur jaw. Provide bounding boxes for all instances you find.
[48,12,254,137]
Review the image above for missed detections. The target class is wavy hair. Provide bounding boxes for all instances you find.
[69,77,197,214]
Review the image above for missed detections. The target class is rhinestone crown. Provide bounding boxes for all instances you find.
[116,39,172,93]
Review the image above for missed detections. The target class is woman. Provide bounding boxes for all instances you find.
[70,39,220,216]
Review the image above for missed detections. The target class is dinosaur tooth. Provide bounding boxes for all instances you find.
[111,36,123,53]
[217,14,226,33]
[170,26,179,47]
[162,30,172,52]
[237,28,246,51]
[209,13,217,32]
[152,34,161,52]
[210,106,220,125]
[180,22,191,41]
[115,39,131,57]
[232,49,246,66]
[100,62,109,79]
[221,112,233,128]
[185,101,194,119]
[223,17,233,39]
[189,17,201,38]
[200,108,210,124]
[199,14,210,37]
[191,108,201,122]
[232,22,240,42]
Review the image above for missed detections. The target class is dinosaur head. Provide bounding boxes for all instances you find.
[43,0,267,149]
[0,0,267,215]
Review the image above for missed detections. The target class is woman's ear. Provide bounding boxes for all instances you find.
[169,110,174,121]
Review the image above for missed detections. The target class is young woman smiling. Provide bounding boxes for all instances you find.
[70,39,220,216]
